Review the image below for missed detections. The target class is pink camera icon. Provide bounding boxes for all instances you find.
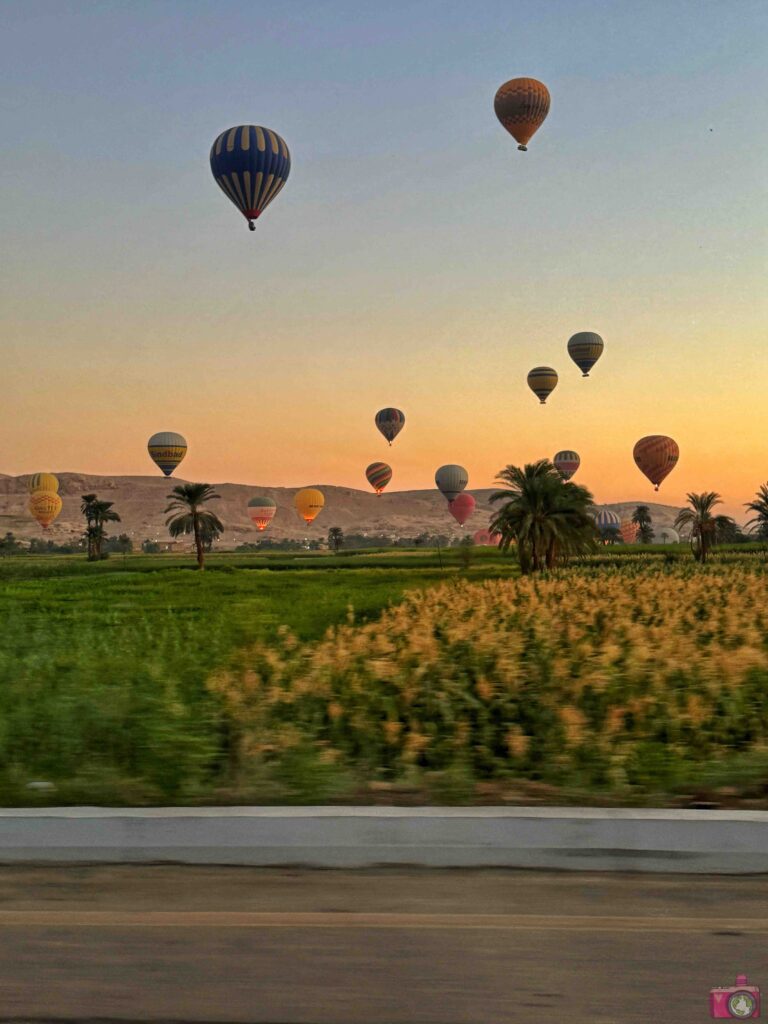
[710,975,760,1018]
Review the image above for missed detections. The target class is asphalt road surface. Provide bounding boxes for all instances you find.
[0,865,765,1023]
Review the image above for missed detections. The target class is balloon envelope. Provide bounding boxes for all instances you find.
[449,493,475,526]
[619,519,639,544]
[210,125,290,231]
[527,367,558,404]
[435,465,468,502]
[473,529,503,546]
[28,473,59,494]
[247,496,277,531]
[593,508,620,530]
[365,462,392,495]
[567,332,604,377]
[553,451,580,480]
[658,527,680,544]
[633,435,679,491]
[29,491,62,529]
[375,408,405,445]
[294,488,324,525]
[148,432,187,477]
[494,77,550,151]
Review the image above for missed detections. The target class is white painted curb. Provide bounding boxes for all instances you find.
[1,807,767,873]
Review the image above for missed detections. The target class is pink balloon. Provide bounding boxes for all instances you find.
[449,493,476,526]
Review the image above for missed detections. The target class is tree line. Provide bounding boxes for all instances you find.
[5,474,768,571]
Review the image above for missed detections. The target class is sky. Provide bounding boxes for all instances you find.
[1,0,766,519]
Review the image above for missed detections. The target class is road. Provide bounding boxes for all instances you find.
[0,865,764,1023]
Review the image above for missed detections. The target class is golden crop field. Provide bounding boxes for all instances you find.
[211,562,768,799]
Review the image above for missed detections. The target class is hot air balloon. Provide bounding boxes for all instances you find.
[658,527,680,545]
[473,529,492,546]
[435,465,468,502]
[494,77,550,151]
[527,367,558,404]
[449,493,475,526]
[295,488,324,525]
[567,332,604,377]
[593,508,620,531]
[29,491,62,530]
[375,408,405,445]
[210,125,290,231]
[619,519,639,544]
[633,435,679,491]
[553,451,580,480]
[28,473,59,494]
[365,462,392,495]
[147,432,187,477]
[247,496,277,531]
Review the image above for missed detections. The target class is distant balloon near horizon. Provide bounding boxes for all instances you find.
[553,451,580,481]
[658,527,680,544]
[448,492,476,526]
[375,408,405,446]
[567,332,604,377]
[633,435,679,491]
[29,491,62,530]
[247,496,277,531]
[619,519,640,544]
[210,125,290,231]
[592,508,620,531]
[435,465,468,503]
[294,488,324,525]
[494,77,550,151]
[365,462,392,495]
[472,529,501,547]
[147,432,187,477]
[527,367,558,404]
[28,473,59,494]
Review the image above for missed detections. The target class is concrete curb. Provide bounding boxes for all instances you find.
[1,807,767,873]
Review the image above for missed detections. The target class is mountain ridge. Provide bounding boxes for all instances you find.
[0,473,685,546]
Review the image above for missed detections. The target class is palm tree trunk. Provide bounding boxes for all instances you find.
[193,515,204,569]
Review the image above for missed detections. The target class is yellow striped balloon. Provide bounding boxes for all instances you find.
[567,332,604,377]
[148,432,187,477]
[28,473,59,494]
[29,491,62,529]
[527,367,558,404]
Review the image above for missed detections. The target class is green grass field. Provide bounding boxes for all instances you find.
[2,546,767,808]
[0,548,510,804]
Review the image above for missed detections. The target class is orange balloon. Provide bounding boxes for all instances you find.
[494,77,550,151]
[619,520,639,544]
[633,436,679,491]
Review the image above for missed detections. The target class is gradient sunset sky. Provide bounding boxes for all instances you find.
[2,0,766,518]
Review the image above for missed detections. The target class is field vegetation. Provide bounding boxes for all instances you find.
[1,547,767,807]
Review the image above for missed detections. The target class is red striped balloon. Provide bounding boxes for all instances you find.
[633,435,679,491]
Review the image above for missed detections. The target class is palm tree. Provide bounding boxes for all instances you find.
[489,460,597,574]
[745,484,768,540]
[713,514,740,545]
[328,527,344,553]
[80,493,121,561]
[164,483,223,570]
[674,492,722,564]
[631,505,654,544]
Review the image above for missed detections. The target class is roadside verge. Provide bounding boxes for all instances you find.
[1,806,767,873]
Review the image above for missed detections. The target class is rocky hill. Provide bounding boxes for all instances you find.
[0,473,684,547]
